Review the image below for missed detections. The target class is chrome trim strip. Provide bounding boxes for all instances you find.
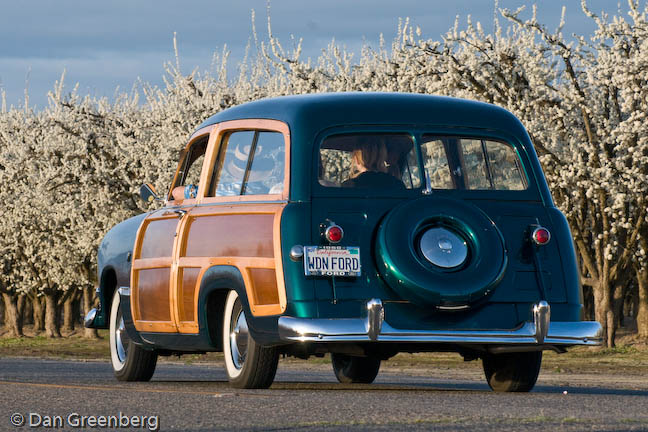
[196,200,288,207]
[118,286,131,296]
[278,300,603,346]
[437,304,471,311]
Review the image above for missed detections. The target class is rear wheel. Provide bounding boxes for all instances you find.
[109,290,157,381]
[482,351,542,392]
[331,353,381,384]
[222,290,279,389]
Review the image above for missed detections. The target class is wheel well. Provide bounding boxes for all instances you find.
[101,268,118,318]
[204,289,228,351]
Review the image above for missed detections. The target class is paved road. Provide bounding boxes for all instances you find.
[0,358,647,431]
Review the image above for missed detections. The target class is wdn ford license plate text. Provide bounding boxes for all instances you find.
[304,246,361,277]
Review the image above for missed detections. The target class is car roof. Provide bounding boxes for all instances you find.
[196,92,528,138]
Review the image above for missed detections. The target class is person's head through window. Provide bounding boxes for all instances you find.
[350,139,389,179]
[344,137,405,189]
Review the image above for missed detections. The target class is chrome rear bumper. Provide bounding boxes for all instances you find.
[278,299,603,346]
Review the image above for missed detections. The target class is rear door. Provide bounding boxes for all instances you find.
[173,120,291,334]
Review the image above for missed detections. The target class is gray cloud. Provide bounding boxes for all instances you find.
[0,0,628,109]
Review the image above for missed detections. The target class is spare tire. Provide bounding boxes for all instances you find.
[375,197,507,308]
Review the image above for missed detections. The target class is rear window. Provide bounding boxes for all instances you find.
[421,136,527,191]
[318,133,528,193]
[319,133,420,190]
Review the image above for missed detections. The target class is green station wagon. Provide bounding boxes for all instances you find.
[85,93,602,392]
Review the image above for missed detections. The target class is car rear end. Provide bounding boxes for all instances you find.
[277,120,602,355]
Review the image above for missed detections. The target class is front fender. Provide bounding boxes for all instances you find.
[90,212,148,329]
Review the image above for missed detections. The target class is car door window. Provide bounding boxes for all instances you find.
[242,131,285,195]
[420,138,454,189]
[211,131,255,196]
[170,138,207,200]
[210,130,285,197]
[420,135,527,190]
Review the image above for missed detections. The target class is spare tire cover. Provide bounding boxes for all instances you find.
[375,196,507,307]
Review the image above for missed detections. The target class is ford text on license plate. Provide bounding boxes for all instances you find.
[304,246,361,277]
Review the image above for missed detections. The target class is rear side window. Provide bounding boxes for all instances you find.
[319,133,420,190]
[210,130,285,196]
[421,136,527,190]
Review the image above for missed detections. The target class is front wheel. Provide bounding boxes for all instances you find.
[482,351,542,392]
[109,290,157,381]
[331,353,381,384]
[222,290,279,389]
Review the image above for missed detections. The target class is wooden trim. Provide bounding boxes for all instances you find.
[130,215,148,323]
[189,125,216,142]
[132,257,173,270]
[273,205,287,314]
[134,320,177,333]
[178,256,276,268]
[200,194,284,204]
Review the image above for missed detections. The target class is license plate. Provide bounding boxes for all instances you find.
[303,246,361,277]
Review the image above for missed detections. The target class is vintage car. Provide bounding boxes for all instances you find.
[85,92,602,391]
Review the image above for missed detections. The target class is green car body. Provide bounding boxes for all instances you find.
[87,92,602,390]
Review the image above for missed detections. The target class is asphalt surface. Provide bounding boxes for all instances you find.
[0,357,647,431]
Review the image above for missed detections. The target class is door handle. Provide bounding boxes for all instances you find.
[163,209,187,218]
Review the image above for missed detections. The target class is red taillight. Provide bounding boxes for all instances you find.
[325,225,343,243]
[532,227,551,245]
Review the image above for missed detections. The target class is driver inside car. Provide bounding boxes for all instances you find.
[342,139,405,189]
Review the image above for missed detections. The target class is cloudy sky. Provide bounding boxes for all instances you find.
[0,0,630,109]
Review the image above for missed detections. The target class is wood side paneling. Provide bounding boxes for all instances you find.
[184,214,274,258]
[180,267,200,322]
[136,268,172,321]
[140,218,178,259]
[249,268,279,305]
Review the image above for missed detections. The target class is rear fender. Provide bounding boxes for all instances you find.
[197,266,281,346]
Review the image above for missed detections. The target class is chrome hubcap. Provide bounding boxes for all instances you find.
[229,309,249,370]
[420,227,468,269]
[115,309,129,363]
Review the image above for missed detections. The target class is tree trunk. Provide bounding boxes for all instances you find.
[17,294,25,323]
[32,295,45,333]
[62,289,82,333]
[44,292,61,338]
[592,279,611,346]
[636,267,648,339]
[62,295,75,333]
[83,285,99,339]
[2,293,23,337]
[0,295,5,329]
[608,283,626,348]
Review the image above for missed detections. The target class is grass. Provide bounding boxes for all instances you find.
[2,327,648,375]
[0,331,110,359]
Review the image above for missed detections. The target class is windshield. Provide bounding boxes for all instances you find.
[318,133,527,192]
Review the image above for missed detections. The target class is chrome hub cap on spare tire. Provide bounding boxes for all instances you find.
[419,227,468,269]
[230,309,249,369]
